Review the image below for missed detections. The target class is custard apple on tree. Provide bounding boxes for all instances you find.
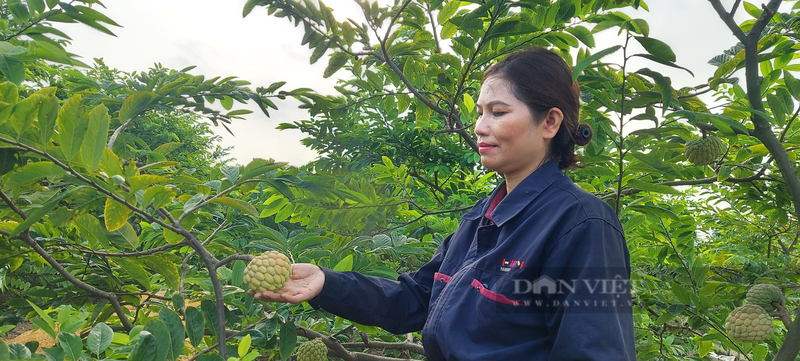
[746,283,783,312]
[684,136,725,166]
[724,305,775,343]
[296,338,327,361]
[243,251,292,292]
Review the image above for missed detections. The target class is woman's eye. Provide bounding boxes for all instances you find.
[492,112,506,117]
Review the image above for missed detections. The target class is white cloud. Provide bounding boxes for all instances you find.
[58,0,744,165]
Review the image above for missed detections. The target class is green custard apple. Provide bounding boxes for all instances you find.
[724,305,774,343]
[685,136,724,166]
[746,283,783,313]
[296,338,327,361]
[242,251,292,293]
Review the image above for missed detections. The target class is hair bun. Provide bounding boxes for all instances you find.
[573,123,592,146]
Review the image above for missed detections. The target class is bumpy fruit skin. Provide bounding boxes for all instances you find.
[685,136,724,166]
[242,251,292,293]
[296,339,327,361]
[724,305,775,343]
[747,283,783,312]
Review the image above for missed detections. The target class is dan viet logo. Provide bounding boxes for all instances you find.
[500,259,524,272]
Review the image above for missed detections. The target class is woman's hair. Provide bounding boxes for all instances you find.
[482,47,592,169]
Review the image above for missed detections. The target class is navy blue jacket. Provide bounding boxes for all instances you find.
[309,161,636,360]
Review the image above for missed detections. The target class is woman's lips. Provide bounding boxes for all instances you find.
[478,143,496,153]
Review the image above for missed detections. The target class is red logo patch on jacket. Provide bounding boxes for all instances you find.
[500,259,524,272]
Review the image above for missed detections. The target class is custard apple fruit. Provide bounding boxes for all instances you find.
[747,283,783,312]
[685,136,724,166]
[296,339,327,361]
[724,305,774,343]
[243,251,292,292]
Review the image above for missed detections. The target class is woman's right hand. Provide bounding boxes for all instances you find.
[248,263,325,304]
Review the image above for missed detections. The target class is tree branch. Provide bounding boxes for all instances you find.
[56,240,187,258]
[107,114,138,150]
[177,179,262,222]
[18,232,133,330]
[0,135,178,233]
[214,254,254,270]
[0,190,27,219]
[601,168,769,200]
[341,341,425,355]
[708,0,748,42]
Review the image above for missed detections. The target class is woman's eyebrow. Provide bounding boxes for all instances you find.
[476,100,511,108]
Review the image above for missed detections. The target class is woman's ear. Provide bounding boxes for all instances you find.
[540,107,563,140]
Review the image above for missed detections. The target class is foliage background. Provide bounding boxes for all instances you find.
[2,0,800,361]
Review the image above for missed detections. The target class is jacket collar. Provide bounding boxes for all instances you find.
[463,160,564,226]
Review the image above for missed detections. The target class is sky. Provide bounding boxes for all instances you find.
[58,0,749,166]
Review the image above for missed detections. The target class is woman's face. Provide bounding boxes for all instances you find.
[474,77,561,183]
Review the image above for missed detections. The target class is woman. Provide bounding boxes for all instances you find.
[251,48,636,360]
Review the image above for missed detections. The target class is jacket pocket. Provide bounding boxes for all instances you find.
[434,272,452,283]
[471,279,529,306]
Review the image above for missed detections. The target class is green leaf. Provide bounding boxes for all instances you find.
[143,185,177,209]
[220,165,239,183]
[438,0,461,23]
[142,254,181,291]
[200,300,219,337]
[324,52,349,78]
[80,104,109,173]
[0,54,23,85]
[10,187,76,237]
[27,302,55,339]
[104,197,132,232]
[627,204,679,220]
[38,95,59,144]
[752,344,768,361]
[698,340,712,357]
[57,332,82,361]
[629,54,694,76]
[5,161,63,189]
[185,307,204,347]
[209,196,258,217]
[129,331,158,361]
[27,0,45,14]
[10,93,42,137]
[636,68,672,115]
[565,25,594,47]
[143,319,171,361]
[87,322,113,356]
[743,1,762,18]
[74,213,110,249]
[0,42,26,56]
[629,18,649,37]
[183,193,207,213]
[634,36,676,62]
[626,179,681,195]
[239,334,252,358]
[119,91,157,122]
[113,257,150,289]
[279,321,297,361]
[671,282,693,305]
[241,158,284,179]
[129,174,170,193]
[232,260,245,287]
[57,95,87,162]
[717,165,732,182]
[785,71,800,100]
[106,222,139,249]
[153,142,183,156]
[572,45,621,81]
[159,308,185,361]
[333,254,354,272]
[8,343,31,359]
[0,340,9,360]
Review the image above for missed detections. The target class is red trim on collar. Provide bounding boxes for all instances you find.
[485,186,507,222]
